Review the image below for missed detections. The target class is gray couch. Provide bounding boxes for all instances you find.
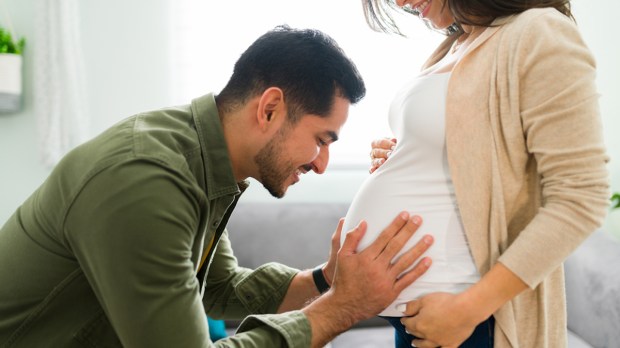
[223,202,620,348]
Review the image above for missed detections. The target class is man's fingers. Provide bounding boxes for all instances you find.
[390,234,433,276]
[339,220,368,255]
[362,212,409,257]
[332,218,345,250]
[375,215,422,263]
[394,257,433,293]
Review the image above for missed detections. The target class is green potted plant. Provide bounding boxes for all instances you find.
[0,26,25,114]
[612,192,620,210]
[607,191,620,239]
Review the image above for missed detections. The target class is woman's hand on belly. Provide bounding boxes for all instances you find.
[399,292,480,348]
[369,137,396,173]
[400,262,528,347]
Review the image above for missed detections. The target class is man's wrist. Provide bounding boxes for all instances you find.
[302,291,358,347]
[312,265,331,294]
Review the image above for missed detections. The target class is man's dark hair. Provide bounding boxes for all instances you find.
[216,25,366,123]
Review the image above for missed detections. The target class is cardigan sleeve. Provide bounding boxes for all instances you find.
[496,10,610,288]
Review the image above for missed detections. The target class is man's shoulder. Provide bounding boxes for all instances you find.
[117,104,203,174]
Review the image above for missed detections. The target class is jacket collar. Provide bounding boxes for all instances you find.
[191,93,248,200]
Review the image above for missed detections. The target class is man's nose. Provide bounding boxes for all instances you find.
[310,146,329,175]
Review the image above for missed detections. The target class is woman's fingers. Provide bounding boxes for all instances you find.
[369,137,396,172]
[370,138,396,160]
[370,148,393,161]
[371,137,397,152]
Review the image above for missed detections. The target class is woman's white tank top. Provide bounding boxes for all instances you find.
[341,72,480,317]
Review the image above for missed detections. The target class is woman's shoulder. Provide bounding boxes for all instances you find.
[492,7,582,53]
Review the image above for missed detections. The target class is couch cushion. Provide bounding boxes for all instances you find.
[225,203,620,346]
[564,229,620,347]
[226,202,349,270]
[567,330,593,348]
[225,202,389,329]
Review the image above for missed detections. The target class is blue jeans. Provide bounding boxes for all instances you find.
[382,315,495,348]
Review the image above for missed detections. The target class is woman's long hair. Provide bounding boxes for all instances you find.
[362,0,573,35]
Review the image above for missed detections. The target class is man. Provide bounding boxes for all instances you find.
[0,26,432,347]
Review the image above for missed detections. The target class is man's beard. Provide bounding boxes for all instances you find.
[254,126,296,198]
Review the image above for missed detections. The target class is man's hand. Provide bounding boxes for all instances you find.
[321,218,344,286]
[331,212,432,321]
[303,212,433,347]
[369,137,396,174]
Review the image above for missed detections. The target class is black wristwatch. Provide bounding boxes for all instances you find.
[312,265,331,294]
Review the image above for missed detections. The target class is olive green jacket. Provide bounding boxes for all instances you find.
[0,94,311,347]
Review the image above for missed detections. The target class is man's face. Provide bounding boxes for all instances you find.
[254,96,349,198]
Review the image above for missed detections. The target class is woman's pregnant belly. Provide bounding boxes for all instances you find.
[340,169,480,316]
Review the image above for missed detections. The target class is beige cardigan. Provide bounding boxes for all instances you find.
[432,8,609,347]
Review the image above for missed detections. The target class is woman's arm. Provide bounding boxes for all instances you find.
[400,263,527,348]
[401,9,609,347]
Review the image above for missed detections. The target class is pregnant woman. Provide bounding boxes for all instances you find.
[340,1,610,347]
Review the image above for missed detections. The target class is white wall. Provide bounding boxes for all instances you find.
[243,0,620,208]
[1,0,619,226]
[0,0,47,223]
[573,0,620,189]
[0,0,173,223]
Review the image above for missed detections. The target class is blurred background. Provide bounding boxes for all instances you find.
[1,0,618,237]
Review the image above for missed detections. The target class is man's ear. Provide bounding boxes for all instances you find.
[256,87,284,131]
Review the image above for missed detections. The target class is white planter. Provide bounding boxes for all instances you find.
[0,53,23,113]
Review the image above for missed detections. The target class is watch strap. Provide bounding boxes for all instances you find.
[312,265,330,294]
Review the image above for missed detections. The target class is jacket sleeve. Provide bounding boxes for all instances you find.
[497,10,610,287]
[202,230,312,347]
